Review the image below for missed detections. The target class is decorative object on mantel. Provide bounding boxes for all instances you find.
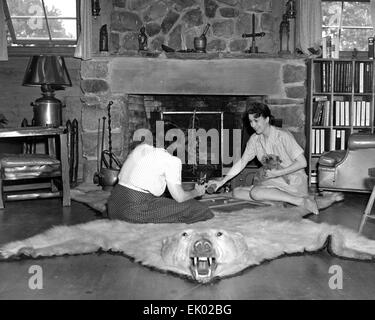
[242,13,265,53]
[279,14,290,54]
[91,0,100,17]
[285,0,297,54]
[138,26,148,51]
[99,25,108,52]
[193,23,211,53]
[22,55,72,128]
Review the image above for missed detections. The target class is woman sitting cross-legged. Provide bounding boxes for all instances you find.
[208,102,320,215]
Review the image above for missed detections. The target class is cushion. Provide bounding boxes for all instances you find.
[0,154,60,167]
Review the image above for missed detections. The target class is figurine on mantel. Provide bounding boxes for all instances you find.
[138,26,148,51]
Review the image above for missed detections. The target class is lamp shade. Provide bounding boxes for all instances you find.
[22,55,72,88]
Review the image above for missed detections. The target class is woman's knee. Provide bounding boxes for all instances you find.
[233,187,251,199]
[249,187,264,201]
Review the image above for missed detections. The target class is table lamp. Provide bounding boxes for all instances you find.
[22,55,72,127]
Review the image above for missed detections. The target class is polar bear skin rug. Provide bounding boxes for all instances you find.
[1,206,375,283]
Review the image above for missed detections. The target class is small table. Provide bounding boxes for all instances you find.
[358,168,375,234]
[0,126,70,207]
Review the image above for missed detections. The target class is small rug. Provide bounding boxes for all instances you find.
[1,204,374,283]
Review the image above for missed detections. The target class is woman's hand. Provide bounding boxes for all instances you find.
[264,169,283,179]
[207,179,225,192]
[194,183,207,197]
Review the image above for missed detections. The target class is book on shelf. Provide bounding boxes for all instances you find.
[312,129,326,154]
[352,101,371,127]
[332,129,346,150]
[333,100,350,126]
[315,62,332,93]
[312,98,330,126]
[354,62,373,93]
[334,62,352,93]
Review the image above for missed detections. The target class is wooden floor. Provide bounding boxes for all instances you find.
[0,192,374,300]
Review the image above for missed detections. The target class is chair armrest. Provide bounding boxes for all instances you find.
[319,150,346,167]
[348,134,375,150]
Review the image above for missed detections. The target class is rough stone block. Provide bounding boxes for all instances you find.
[236,13,253,35]
[220,7,239,18]
[111,11,143,32]
[110,32,120,53]
[127,95,145,104]
[240,0,272,12]
[82,159,98,183]
[285,86,307,99]
[63,96,83,124]
[83,132,123,157]
[182,8,204,29]
[150,35,165,51]
[82,104,122,132]
[172,0,198,12]
[169,25,182,49]
[217,0,237,5]
[229,39,247,51]
[207,39,227,51]
[161,11,180,34]
[212,20,234,38]
[81,80,110,94]
[283,64,306,84]
[121,32,139,50]
[128,0,154,11]
[261,13,274,32]
[81,60,109,79]
[143,2,168,22]
[205,0,219,18]
[146,22,161,37]
[113,0,126,8]
[257,33,278,54]
[269,104,305,128]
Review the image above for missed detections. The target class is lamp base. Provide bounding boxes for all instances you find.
[31,92,63,127]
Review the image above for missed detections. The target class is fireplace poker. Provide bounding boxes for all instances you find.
[107,101,114,169]
[97,118,101,173]
[101,116,106,167]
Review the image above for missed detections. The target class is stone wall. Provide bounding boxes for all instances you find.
[93,0,285,55]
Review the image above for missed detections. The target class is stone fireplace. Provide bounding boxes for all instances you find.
[80,56,307,182]
[78,0,307,182]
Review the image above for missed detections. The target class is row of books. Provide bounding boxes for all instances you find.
[354,62,373,93]
[313,100,371,127]
[313,61,373,93]
[311,129,347,154]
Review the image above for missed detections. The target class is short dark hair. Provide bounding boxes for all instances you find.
[128,139,147,152]
[246,102,272,119]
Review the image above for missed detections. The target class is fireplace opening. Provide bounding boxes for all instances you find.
[138,95,267,182]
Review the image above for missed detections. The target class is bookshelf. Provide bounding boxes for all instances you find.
[306,58,375,185]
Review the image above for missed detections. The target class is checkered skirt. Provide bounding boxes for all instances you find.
[107,184,214,224]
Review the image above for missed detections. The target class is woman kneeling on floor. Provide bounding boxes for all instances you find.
[107,141,214,224]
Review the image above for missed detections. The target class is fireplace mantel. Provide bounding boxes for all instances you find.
[91,56,307,97]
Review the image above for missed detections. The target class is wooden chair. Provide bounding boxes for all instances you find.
[0,127,70,209]
[358,168,375,234]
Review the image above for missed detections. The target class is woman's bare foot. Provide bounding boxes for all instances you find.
[316,191,345,210]
[302,196,319,215]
